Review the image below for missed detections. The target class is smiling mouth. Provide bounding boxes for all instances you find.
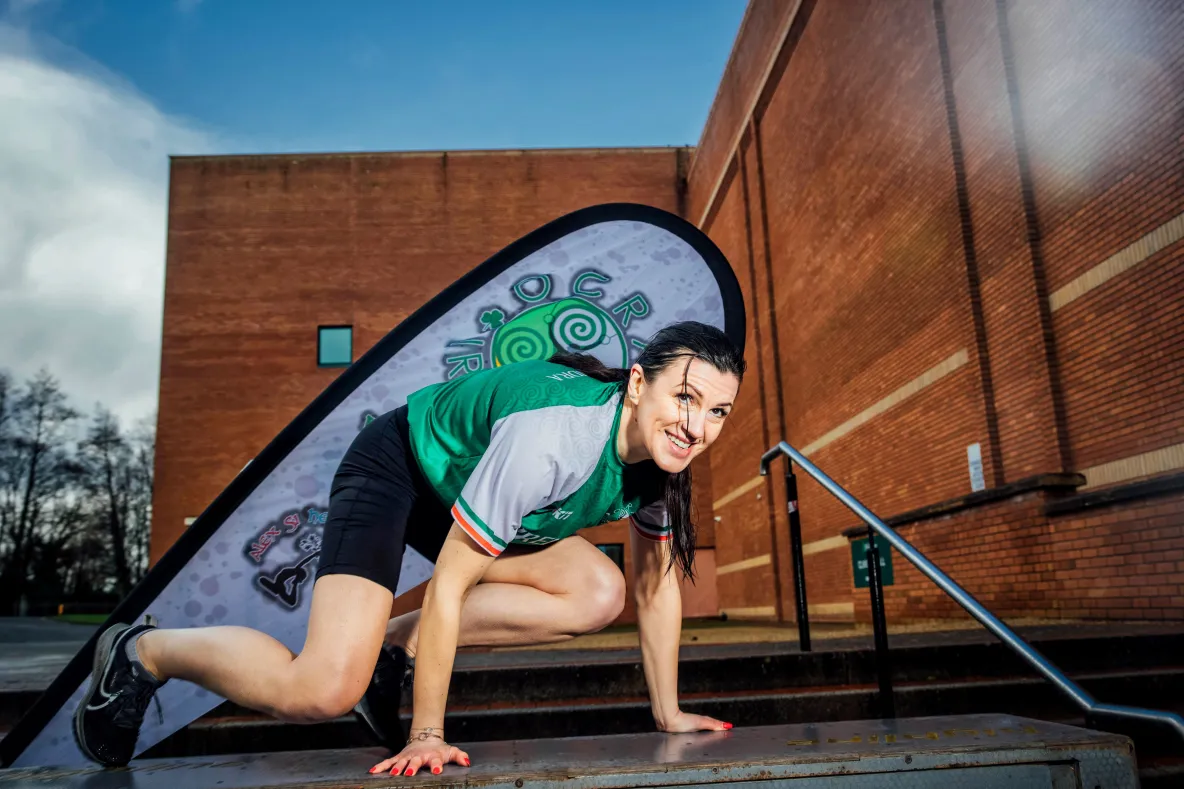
[666,432,693,451]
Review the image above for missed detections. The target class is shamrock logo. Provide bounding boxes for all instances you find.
[480,309,506,331]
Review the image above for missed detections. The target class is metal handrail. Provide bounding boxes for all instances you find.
[760,440,1184,743]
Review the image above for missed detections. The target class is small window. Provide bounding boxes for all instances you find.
[597,543,625,575]
[318,326,352,367]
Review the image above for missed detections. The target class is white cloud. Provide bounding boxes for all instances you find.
[0,22,219,426]
[4,0,50,19]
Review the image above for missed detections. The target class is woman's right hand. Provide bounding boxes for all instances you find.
[368,738,471,777]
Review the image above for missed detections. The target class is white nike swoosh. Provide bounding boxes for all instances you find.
[85,629,129,711]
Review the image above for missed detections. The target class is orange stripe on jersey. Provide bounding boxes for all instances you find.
[631,516,670,542]
[452,504,502,556]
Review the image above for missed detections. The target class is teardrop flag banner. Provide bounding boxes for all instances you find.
[1,203,745,768]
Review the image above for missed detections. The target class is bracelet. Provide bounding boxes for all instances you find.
[407,727,445,745]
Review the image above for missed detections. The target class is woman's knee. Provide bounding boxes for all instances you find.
[269,658,367,723]
[270,573,391,722]
[578,561,626,632]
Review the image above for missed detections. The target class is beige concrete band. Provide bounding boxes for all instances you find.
[712,475,766,511]
[1080,442,1184,490]
[802,350,970,457]
[720,605,777,618]
[808,602,855,617]
[1050,212,1184,312]
[716,553,773,576]
[802,535,849,556]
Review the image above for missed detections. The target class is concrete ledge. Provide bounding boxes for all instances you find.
[1045,471,1184,517]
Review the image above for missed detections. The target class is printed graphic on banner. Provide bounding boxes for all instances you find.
[241,507,328,609]
[443,269,653,378]
[4,204,744,768]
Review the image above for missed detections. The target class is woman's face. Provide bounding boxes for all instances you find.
[626,356,740,473]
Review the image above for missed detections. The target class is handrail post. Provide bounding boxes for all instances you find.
[761,448,811,653]
[785,460,811,652]
[864,526,895,718]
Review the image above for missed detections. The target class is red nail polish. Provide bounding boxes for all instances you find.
[405,769,414,776]
[724,723,733,729]
[433,767,442,775]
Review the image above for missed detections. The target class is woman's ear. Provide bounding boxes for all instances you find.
[627,364,645,405]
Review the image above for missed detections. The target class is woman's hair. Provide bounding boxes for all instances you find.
[549,321,746,581]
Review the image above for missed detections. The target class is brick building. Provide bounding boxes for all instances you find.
[154,0,1184,625]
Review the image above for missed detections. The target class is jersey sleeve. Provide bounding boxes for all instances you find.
[631,499,671,542]
[451,412,561,556]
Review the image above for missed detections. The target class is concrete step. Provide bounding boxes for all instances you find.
[141,667,1184,760]
[0,715,1141,789]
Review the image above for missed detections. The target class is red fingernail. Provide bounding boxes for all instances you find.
[724,723,733,729]
[405,769,414,776]
[369,767,379,774]
[432,767,442,775]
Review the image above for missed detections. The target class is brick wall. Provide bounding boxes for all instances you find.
[1002,0,1184,475]
[685,0,800,227]
[692,0,1184,622]
[861,492,1053,624]
[705,160,781,619]
[1049,491,1184,621]
[153,148,688,564]
[850,485,1184,623]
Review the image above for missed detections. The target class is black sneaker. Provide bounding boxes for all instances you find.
[354,645,412,750]
[72,618,166,766]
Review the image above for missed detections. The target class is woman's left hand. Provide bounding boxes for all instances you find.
[658,711,733,733]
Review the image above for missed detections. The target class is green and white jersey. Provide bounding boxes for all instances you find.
[405,360,671,556]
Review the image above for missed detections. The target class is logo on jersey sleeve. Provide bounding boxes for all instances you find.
[512,529,561,547]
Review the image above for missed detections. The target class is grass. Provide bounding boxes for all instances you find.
[52,613,110,625]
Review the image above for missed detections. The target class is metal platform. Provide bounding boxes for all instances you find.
[0,715,1137,788]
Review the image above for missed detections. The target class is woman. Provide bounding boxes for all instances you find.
[73,321,746,776]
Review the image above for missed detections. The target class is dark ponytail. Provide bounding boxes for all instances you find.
[546,353,629,384]
[550,321,746,581]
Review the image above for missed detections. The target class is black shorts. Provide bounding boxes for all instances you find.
[315,405,451,595]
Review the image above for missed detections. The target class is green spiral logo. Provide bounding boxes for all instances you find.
[494,324,549,365]
[553,305,607,351]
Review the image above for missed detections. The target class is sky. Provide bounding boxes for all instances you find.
[0,0,746,429]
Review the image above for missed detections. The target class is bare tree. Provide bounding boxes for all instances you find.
[77,408,154,595]
[26,491,92,604]
[0,370,154,612]
[125,415,155,586]
[0,371,13,586]
[79,409,132,594]
[0,371,81,610]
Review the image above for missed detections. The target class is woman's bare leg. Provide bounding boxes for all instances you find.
[385,536,624,657]
[136,574,393,722]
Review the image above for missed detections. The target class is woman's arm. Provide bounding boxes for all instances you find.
[369,523,495,776]
[630,524,732,733]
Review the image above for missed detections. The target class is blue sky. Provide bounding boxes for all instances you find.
[20,0,746,153]
[0,0,745,424]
